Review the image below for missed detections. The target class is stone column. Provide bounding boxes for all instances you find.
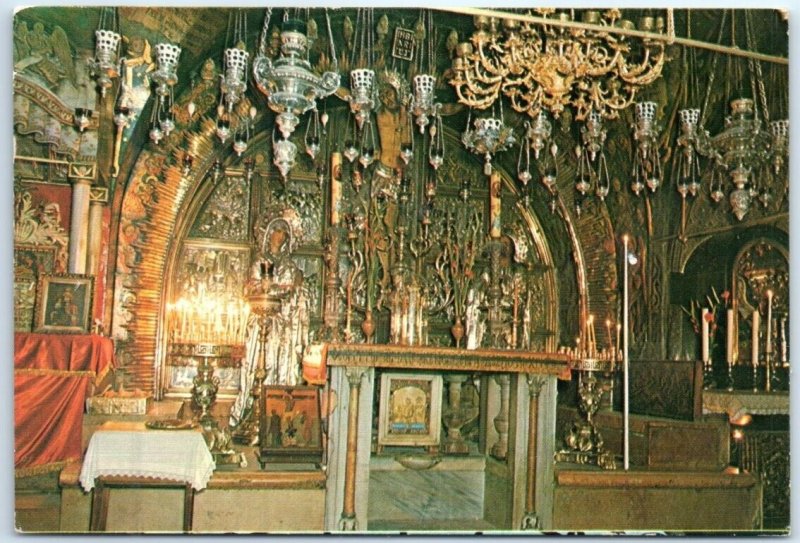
[491,374,511,459]
[67,163,96,274]
[86,186,108,278]
[442,374,470,455]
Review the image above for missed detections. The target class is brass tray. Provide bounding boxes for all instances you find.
[145,419,198,431]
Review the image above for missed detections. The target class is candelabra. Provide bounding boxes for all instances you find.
[450,9,667,122]
[555,328,619,470]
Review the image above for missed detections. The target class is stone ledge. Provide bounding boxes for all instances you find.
[556,468,758,489]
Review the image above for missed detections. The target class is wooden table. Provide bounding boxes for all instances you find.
[79,422,215,532]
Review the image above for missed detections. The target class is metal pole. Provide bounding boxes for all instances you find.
[622,235,630,471]
[437,7,788,66]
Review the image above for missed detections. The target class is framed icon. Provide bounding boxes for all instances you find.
[259,385,323,466]
[34,274,94,334]
[378,373,443,448]
[14,245,57,332]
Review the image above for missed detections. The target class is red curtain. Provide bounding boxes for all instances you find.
[14,333,114,476]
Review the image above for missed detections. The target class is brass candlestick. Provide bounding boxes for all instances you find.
[172,342,245,466]
[555,349,618,470]
[231,296,279,446]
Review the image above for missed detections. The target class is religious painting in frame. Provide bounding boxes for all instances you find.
[258,385,323,466]
[14,245,57,332]
[34,274,94,334]
[377,372,443,449]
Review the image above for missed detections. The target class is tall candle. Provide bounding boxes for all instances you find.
[330,152,342,226]
[701,308,709,363]
[751,310,760,367]
[622,235,630,471]
[605,319,613,352]
[766,290,773,355]
[780,317,788,365]
[489,172,502,238]
[726,309,735,364]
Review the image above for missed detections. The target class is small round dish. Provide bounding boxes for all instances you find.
[145,419,198,431]
[394,454,441,470]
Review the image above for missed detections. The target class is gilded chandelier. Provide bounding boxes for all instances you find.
[449,9,667,121]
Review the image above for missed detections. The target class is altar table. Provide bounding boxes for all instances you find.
[14,332,114,476]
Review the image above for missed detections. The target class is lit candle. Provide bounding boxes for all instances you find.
[751,310,760,367]
[726,308,735,364]
[766,290,773,355]
[701,308,709,363]
[780,317,788,365]
[605,319,613,352]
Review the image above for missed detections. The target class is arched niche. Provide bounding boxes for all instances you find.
[113,107,569,398]
[667,224,787,362]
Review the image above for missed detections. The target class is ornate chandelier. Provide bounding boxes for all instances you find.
[699,98,781,220]
[673,11,788,221]
[87,7,121,98]
[148,42,181,144]
[630,101,663,195]
[449,9,667,121]
[253,10,340,141]
[461,112,515,175]
[346,9,378,130]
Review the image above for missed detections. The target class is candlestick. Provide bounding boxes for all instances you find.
[766,290,773,355]
[780,317,787,365]
[701,308,709,363]
[726,309,735,364]
[622,235,630,471]
[751,310,760,367]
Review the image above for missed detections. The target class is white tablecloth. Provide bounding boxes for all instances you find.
[79,425,215,492]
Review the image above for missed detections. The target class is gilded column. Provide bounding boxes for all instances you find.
[521,375,546,530]
[340,367,365,531]
[67,163,96,274]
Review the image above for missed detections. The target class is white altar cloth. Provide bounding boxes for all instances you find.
[79,422,215,492]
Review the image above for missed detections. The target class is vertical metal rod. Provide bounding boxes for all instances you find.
[622,235,630,471]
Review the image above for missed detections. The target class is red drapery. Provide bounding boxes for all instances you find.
[14,333,114,476]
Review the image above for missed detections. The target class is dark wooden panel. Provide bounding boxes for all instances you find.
[629,360,703,421]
